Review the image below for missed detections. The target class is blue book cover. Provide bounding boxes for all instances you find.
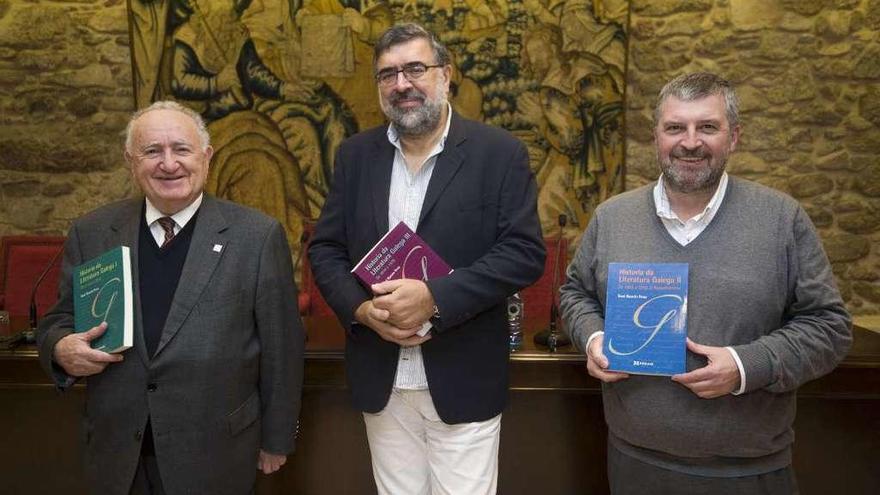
[603,263,688,376]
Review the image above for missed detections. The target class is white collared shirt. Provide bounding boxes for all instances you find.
[144,194,203,247]
[387,104,452,390]
[653,173,728,246]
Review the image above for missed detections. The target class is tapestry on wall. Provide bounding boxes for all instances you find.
[127,0,629,260]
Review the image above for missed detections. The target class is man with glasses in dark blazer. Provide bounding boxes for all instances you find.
[309,23,545,495]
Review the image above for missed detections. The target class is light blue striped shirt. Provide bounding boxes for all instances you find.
[387,105,452,390]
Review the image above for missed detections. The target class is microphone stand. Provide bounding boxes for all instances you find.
[292,230,311,276]
[534,214,571,352]
[1,244,64,349]
[293,229,311,342]
[26,245,65,343]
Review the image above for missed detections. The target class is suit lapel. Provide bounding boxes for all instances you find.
[419,113,466,226]
[371,133,394,234]
[109,199,149,366]
[154,196,228,357]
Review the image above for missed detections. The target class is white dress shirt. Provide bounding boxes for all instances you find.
[144,194,203,247]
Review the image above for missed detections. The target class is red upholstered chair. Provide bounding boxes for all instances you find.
[0,236,66,319]
[297,223,335,317]
[521,237,569,323]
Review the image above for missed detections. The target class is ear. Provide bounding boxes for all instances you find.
[728,125,741,152]
[123,150,133,169]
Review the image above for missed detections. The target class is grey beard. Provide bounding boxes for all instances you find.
[387,98,444,137]
[658,150,728,194]
[382,82,447,138]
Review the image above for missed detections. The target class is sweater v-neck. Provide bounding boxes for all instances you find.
[646,178,734,253]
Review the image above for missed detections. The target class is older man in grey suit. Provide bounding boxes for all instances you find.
[37,101,304,495]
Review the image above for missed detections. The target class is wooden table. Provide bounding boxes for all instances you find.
[1,318,877,494]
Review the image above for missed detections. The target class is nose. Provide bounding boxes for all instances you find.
[680,127,703,150]
[391,70,414,90]
[158,148,179,170]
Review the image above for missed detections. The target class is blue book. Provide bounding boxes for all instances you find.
[603,262,688,375]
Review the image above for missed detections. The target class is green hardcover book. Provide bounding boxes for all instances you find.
[73,246,133,353]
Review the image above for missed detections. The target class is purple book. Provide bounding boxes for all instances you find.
[351,222,453,336]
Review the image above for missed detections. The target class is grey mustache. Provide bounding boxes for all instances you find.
[672,148,708,159]
[389,89,426,104]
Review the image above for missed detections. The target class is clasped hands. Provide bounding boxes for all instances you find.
[586,335,741,399]
[355,279,435,347]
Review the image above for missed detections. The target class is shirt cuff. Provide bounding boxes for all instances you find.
[586,331,604,353]
[725,346,747,395]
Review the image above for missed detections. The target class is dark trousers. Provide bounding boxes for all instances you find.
[607,441,799,495]
[130,426,166,495]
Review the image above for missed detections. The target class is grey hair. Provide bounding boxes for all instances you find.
[372,23,451,72]
[653,72,740,131]
[124,100,211,152]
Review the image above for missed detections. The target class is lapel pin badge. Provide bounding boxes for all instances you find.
[213,244,223,253]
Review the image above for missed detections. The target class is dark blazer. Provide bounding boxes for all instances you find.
[308,112,546,423]
[37,195,305,495]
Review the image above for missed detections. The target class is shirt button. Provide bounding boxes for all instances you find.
[135,430,142,441]
[147,383,157,392]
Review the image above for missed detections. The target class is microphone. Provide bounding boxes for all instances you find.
[534,214,571,352]
[25,244,65,344]
[2,243,64,349]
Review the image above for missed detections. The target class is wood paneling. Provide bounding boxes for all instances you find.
[1,321,877,494]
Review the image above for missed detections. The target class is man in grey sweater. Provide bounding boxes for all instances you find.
[559,72,852,494]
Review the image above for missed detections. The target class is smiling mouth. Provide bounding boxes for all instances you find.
[394,97,423,106]
[672,155,708,164]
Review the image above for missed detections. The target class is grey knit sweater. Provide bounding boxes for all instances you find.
[560,177,852,476]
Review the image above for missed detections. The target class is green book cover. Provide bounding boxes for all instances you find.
[73,246,133,353]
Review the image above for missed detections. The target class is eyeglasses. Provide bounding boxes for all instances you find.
[375,62,444,87]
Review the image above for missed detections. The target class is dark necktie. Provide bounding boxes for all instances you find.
[157,217,176,248]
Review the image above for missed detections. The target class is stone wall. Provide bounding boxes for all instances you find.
[0,0,877,314]
[0,0,133,234]
[626,0,880,315]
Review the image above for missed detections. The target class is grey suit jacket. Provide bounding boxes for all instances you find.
[37,195,305,495]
